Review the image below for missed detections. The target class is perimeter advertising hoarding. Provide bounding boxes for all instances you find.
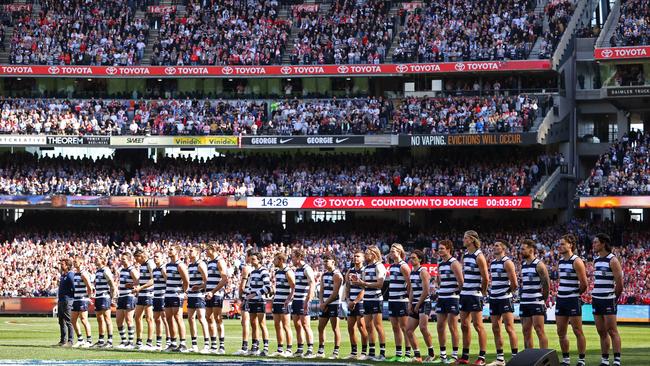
[248,196,532,209]
[399,133,537,146]
[594,46,650,60]
[242,136,366,146]
[579,196,650,208]
[63,196,246,209]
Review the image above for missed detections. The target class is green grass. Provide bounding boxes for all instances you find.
[0,317,648,364]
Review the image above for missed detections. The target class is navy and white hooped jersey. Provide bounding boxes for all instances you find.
[94,267,111,299]
[321,270,341,305]
[273,266,292,304]
[410,266,429,303]
[520,258,544,305]
[557,255,580,298]
[347,267,364,302]
[592,253,616,300]
[294,263,313,301]
[489,256,512,300]
[73,271,89,301]
[187,260,206,299]
[461,249,484,297]
[438,257,460,299]
[138,259,155,298]
[206,258,224,298]
[118,266,136,298]
[363,262,385,301]
[152,266,165,299]
[164,261,184,299]
[248,266,272,302]
[388,260,409,302]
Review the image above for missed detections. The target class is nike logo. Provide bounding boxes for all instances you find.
[335,138,349,143]
[280,138,293,144]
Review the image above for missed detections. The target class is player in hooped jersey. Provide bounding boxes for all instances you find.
[436,239,462,364]
[344,251,368,360]
[93,254,117,348]
[387,243,412,362]
[317,253,343,359]
[205,242,229,354]
[406,249,436,362]
[555,234,588,366]
[116,252,138,349]
[271,252,295,357]
[186,246,210,353]
[592,233,623,366]
[71,256,93,348]
[486,240,518,366]
[234,249,253,355]
[291,248,316,358]
[351,245,387,361]
[133,249,155,350]
[519,239,550,349]
[458,231,489,365]
[151,251,169,350]
[245,252,273,356]
[163,245,190,352]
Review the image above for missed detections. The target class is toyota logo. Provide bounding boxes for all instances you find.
[313,198,327,208]
[337,65,349,74]
[105,67,118,75]
[222,66,234,75]
[601,49,613,58]
[280,66,292,75]
[164,67,177,75]
[454,63,466,71]
[48,66,60,75]
[396,64,408,73]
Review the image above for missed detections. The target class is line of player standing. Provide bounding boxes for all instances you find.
[61,231,623,366]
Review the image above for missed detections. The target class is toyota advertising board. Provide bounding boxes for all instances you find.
[247,196,532,209]
[595,46,650,60]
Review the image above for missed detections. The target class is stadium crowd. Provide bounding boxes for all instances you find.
[538,0,575,59]
[613,0,649,47]
[288,0,394,65]
[9,0,150,65]
[150,0,289,66]
[391,0,542,63]
[0,215,648,306]
[391,95,540,134]
[0,95,544,136]
[577,130,650,196]
[0,150,561,196]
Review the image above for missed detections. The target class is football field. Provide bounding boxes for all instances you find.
[0,317,648,365]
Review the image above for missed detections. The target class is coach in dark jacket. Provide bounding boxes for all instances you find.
[57,258,75,346]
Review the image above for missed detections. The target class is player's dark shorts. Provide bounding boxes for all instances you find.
[555,297,582,317]
[241,299,250,313]
[520,303,545,317]
[248,301,265,314]
[409,301,431,319]
[489,298,514,316]
[72,299,89,312]
[94,297,111,311]
[363,300,382,315]
[459,295,483,312]
[137,296,153,307]
[206,296,224,308]
[187,296,206,309]
[592,298,617,316]
[117,296,136,310]
[388,301,408,317]
[164,296,184,309]
[153,298,165,312]
[291,300,306,316]
[272,303,290,315]
[319,304,339,318]
[348,302,365,317]
[436,297,460,315]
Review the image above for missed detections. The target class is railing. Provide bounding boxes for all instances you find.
[595,0,621,48]
[532,166,563,207]
[553,0,591,69]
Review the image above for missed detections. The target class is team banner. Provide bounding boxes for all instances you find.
[242,135,365,146]
[147,5,176,13]
[579,196,650,208]
[595,46,650,60]
[0,60,551,78]
[0,135,46,146]
[399,133,537,146]
[247,196,532,209]
[4,4,32,11]
[45,135,110,146]
[607,86,650,97]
